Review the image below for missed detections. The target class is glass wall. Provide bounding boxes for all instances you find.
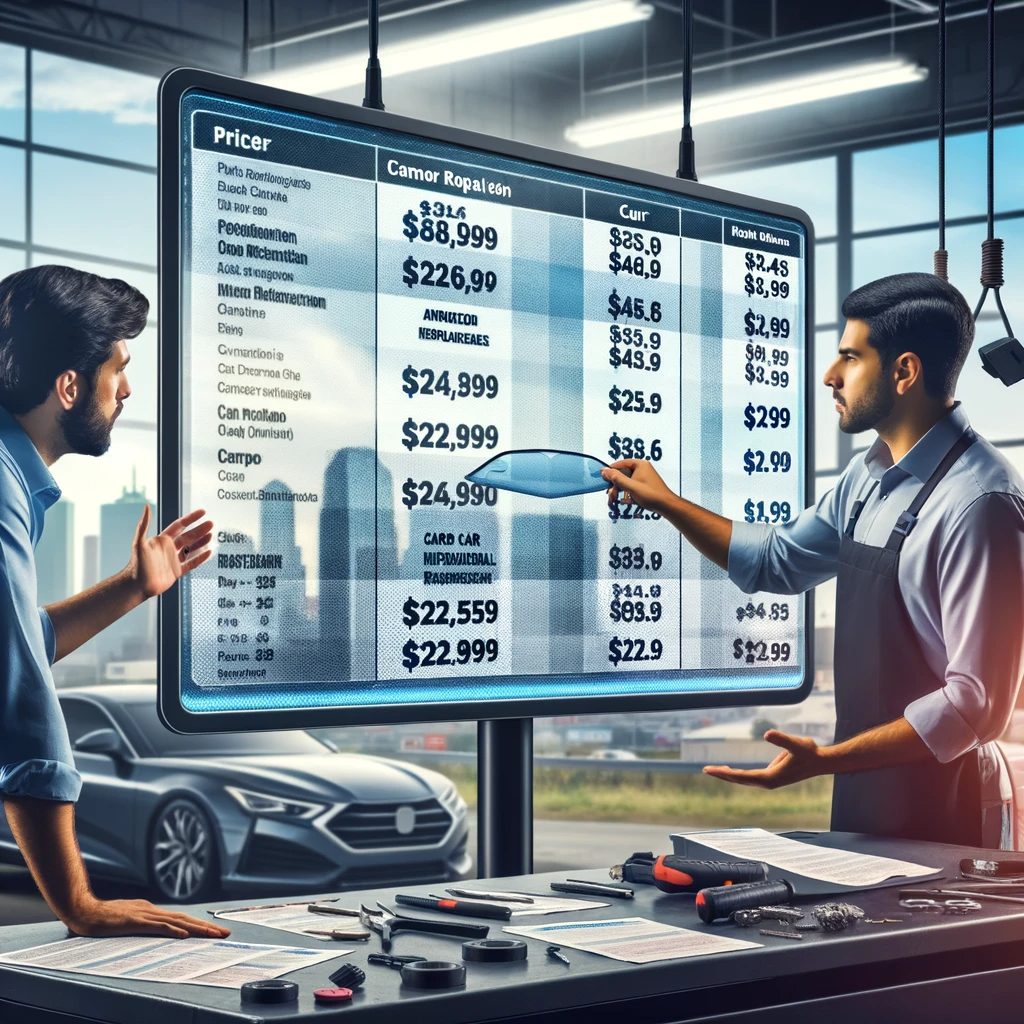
[851,135,1024,451]
[0,49,158,685]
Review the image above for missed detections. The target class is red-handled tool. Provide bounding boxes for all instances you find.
[610,852,768,892]
[394,894,512,920]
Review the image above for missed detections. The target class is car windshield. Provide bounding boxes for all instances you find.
[113,701,331,758]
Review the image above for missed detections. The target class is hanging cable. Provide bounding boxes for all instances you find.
[974,0,1024,386]
[363,0,385,110]
[973,0,1011,335]
[676,0,697,181]
[933,0,947,279]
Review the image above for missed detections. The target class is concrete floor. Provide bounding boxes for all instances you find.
[0,817,677,926]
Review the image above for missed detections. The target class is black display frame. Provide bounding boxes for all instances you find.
[158,66,816,733]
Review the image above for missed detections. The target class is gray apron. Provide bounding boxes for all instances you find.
[830,427,991,847]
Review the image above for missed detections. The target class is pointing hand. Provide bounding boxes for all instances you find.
[601,459,677,514]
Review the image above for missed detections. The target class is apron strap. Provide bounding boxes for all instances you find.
[844,480,879,538]
[884,428,978,553]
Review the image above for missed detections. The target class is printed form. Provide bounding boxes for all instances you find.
[680,829,938,886]
[0,936,341,988]
[504,918,760,964]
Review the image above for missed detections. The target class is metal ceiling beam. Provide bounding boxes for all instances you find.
[0,0,238,74]
[249,0,474,53]
[886,0,938,11]
[648,0,763,40]
[587,0,1024,94]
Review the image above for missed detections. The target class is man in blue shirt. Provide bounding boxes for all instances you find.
[603,273,1024,847]
[0,265,230,938]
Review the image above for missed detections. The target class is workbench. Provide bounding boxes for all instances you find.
[2,832,1024,1024]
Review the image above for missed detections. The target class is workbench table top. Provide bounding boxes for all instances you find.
[1,832,1021,1024]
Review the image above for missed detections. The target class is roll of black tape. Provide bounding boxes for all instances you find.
[695,879,794,924]
[462,939,528,963]
[240,979,299,1004]
[400,960,467,989]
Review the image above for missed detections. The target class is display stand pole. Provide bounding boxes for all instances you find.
[476,718,533,878]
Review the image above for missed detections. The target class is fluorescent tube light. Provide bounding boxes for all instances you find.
[565,58,928,149]
[256,0,653,96]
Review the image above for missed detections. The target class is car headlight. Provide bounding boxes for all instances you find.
[225,786,326,819]
[439,782,464,811]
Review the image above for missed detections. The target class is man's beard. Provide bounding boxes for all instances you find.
[59,384,115,456]
[837,375,896,434]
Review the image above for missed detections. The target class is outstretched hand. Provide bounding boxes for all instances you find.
[128,506,214,600]
[67,897,231,940]
[702,730,825,790]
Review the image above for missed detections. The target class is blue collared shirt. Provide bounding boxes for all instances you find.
[0,406,81,802]
[729,404,1024,765]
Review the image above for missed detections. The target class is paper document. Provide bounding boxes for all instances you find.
[213,903,363,939]
[504,918,760,963]
[448,890,609,917]
[683,828,938,886]
[0,936,342,989]
[194,948,345,988]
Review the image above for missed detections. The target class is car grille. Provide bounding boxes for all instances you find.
[326,799,452,849]
[238,834,337,877]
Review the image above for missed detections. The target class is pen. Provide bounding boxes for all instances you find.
[302,929,372,941]
[565,878,636,893]
[394,894,513,921]
[444,889,535,904]
[551,881,634,899]
[208,898,339,916]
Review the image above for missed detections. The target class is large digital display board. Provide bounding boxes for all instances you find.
[159,68,814,731]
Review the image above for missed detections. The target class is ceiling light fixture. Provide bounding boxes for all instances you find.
[256,0,653,97]
[565,58,928,149]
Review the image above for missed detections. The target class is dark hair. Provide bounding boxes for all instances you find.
[841,273,974,399]
[0,264,149,414]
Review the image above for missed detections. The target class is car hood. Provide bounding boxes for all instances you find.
[151,753,446,803]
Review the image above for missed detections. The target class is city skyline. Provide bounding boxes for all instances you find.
[98,471,156,666]
[217,447,608,684]
[34,499,73,607]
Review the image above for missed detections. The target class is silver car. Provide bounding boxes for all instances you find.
[0,685,471,902]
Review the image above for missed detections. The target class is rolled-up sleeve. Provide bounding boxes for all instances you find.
[728,480,845,595]
[0,478,81,803]
[905,492,1024,763]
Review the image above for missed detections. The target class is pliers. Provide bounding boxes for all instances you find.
[359,901,489,952]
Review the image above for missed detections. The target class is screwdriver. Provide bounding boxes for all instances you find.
[394,894,512,920]
[610,852,768,893]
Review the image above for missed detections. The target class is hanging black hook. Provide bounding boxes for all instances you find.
[363,0,385,110]
[974,0,1024,385]
[676,0,697,181]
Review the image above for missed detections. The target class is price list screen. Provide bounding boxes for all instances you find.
[161,75,812,729]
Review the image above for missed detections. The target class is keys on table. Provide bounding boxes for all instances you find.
[546,945,571,966]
